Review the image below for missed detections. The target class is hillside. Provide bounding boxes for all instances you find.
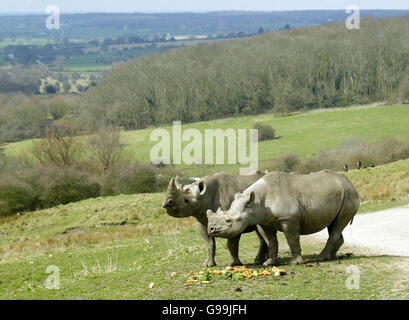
[0,158,408,299]
[4,104,409,175]
[2,156,408,260]
[80,15,409,131]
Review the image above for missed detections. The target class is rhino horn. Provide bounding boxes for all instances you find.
[174,176,183,189]
[167,177,177,192]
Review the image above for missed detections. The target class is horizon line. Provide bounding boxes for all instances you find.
[1,8,409,15]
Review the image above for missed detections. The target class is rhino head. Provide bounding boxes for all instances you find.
[207,191,256,238]
[162,176,207,218]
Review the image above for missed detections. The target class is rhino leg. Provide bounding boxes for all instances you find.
[282,223,304,265]
[227,235,243,266]
[318,232,343,261]
[254,229,269,265]
[318,208,353,261]
[198,222,216,267]
[330,234,344,259]
[256,225,278,266]
[318,224,345,261]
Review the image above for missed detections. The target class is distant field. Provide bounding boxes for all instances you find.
[3,104,409,175]
[63,47,167,71]
[119,104,409,175]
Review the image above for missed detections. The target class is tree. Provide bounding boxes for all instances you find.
[62,81,71,93]
[32,122,79,168]
[45,84,57,94]
[399,76,409,103]
[88,126,123,171]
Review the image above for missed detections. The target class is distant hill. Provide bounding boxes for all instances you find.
[1,10,409,38]
[81,15,409,130]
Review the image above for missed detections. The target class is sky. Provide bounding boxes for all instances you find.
[0,0,408,13]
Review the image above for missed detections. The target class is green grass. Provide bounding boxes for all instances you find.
[346,158,409,212]
[0,158,408,300]
[0,222,407,299]
[3,104,409,176]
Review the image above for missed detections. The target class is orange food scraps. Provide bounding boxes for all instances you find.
[183,265,288,286]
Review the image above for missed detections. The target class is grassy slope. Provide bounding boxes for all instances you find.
[3,104,409,176]
[0,158,408,299]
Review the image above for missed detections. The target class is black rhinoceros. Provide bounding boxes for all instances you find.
[162,171,267,267]
[207,170,360,266]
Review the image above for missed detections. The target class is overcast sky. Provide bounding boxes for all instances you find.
[1,0,408,13]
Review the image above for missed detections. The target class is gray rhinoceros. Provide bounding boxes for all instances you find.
[207,170,360,266]
[162,171,267,267]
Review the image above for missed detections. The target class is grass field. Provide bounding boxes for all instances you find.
[63,47,168,72]
[3,104,409,176]
[0,191,408,299]
[0,157,408,299]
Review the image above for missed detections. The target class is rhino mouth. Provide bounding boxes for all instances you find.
[208,227,231,237]
[164,207,181,217]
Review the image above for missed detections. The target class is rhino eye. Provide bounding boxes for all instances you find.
[226,218,232,223]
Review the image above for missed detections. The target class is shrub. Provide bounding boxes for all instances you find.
[37,168,101,207]
[296,158,320,174]
[0,166,100,217]
[266,154,300,172]
[253,123,276,141]
[100,162,157,196]
[296,136,409,173]
[0,175,39,216]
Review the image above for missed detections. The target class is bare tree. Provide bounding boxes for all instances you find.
[88,126,123,172]
[32,122,79,168]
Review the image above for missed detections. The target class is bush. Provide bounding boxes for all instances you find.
[253,123,276,141]
[296,136,409,173]
[265,154,299,173]
[0,175,39,216]
[100,162,157,196]
[0,166,100,216]
[37,168,101,207]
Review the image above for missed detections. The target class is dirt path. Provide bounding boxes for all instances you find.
[306,205,409,257]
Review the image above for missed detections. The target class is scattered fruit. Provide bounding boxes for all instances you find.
[183,265,287,286]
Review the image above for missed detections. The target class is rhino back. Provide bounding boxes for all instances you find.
[250,171,359,233]
[201,171,265,212]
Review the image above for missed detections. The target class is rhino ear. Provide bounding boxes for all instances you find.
[174,176,183,190]
[245,191,256,207]
[206,209,214,219]
[198,181,207,196]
